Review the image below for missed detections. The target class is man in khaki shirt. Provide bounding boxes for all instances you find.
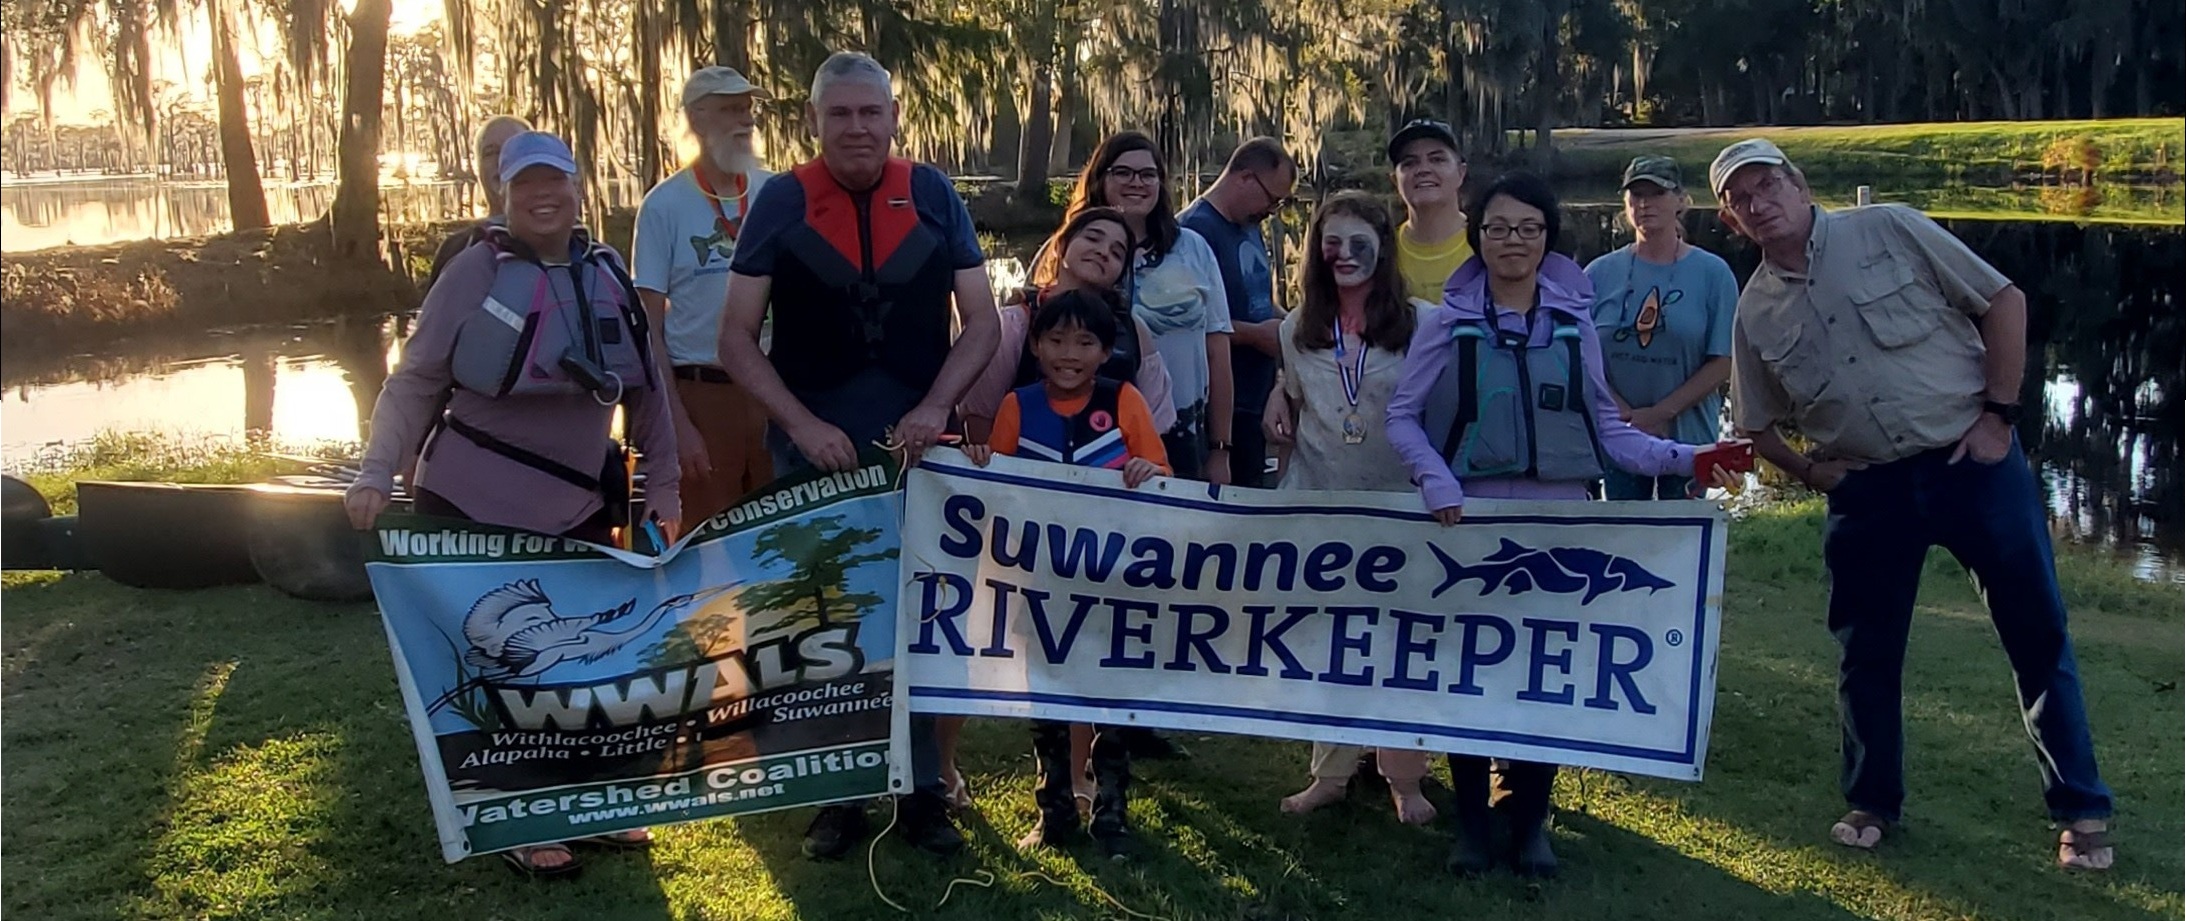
[1714,139,2112,871]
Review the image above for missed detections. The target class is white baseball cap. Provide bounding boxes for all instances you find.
[682,67,769,108]
[1708,138,1790,195]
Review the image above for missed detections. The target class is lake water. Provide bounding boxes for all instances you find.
[0,208,2175,581]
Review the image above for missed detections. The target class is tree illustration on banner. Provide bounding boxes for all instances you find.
[645,515,898,668]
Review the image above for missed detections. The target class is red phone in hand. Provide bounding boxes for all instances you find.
[1693,439,1755,477]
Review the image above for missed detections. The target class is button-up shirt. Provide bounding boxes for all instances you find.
[1730,204,2009,462]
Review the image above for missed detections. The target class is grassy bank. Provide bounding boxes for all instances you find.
[4,433,345,514]
[2,458,2177,920]
[1540,118,2185,185]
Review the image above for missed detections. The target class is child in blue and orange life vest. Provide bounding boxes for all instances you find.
[961,287,1170,857]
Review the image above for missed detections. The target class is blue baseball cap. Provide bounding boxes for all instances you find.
[497,131,579,186]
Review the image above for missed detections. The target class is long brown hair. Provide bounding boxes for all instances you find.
[1064,131,1180,264]
[1030,207,1136,290]
[1294,191,1413,353]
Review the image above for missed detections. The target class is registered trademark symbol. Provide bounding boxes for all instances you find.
[1665,629,1685,647]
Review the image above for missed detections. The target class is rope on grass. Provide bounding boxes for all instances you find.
[865,796,1171,919]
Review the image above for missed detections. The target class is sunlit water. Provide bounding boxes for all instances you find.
[0,199,2174,580]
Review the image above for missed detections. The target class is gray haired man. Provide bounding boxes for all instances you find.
[1714,138,2113,871]
[717,51,998,860]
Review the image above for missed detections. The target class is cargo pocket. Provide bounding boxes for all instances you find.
[1755,321,1831,406]
[1849,251,1942,349]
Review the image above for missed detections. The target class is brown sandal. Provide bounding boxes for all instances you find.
[502,843,582,878]
[2058,824,2114,871]
[1828,810,1890,850]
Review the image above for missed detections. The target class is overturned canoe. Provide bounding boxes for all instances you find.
[75,481,261,589]
[245,481,377,603]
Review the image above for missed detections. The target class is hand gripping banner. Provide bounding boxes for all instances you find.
[365,451,909,862]
[896,453,1728,781]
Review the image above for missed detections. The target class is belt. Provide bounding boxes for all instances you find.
[672,365,733,384]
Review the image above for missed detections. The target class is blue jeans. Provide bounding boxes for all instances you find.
[1603,470,1694,501]
[1821,435,2111,822]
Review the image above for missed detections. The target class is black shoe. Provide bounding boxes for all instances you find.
[802,803,870,860]
[1017,806,1085,850]
[1447,808,1496,876]
[1510,820,1559,878]
[898,791,965,856]
[1093,827,1137,861]
[1119,727,1188,760]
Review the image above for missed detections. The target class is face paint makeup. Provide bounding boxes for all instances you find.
[1320,214,1379,287]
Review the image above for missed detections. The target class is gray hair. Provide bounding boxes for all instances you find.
[476,115,532,154]
[810,52,893,103]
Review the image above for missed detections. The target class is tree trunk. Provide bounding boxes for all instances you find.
[331,0,392,263]
[1016,7,1058,202]
[208,0,269,230]
[713,0,750,73]
[1533,7,1560,167]
[1048,38,1079,174]
[636,0,664,190]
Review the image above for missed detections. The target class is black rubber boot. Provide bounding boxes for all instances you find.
[1019,719,1085,849]
[1499,761,1560,878]
[1118,726,1188,760]
[897,790,965,856]
[1087,724,1135,859]
[1445,754,1496,876]
[802,802,871,860]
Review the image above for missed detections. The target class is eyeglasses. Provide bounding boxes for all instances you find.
[1721,171,1787,212]
[1104,166,1162,186]
[1481,222,1546,241]
[1246,171,1296,209]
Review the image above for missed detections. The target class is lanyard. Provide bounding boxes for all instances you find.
[694,167,749,239]
[1330,320,1368,409]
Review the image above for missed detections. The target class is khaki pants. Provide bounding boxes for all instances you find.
[1308,743,1430,782]
[674,375,773,523]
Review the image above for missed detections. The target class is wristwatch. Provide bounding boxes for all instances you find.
[1208,440,1234,453]
[1982,400,2024,425]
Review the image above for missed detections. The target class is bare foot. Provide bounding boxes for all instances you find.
[2058,819,2113,871]
[1279,778,1348,815]
[1388,779,1438,825]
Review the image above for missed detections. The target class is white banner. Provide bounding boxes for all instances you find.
[895,453,1727,781]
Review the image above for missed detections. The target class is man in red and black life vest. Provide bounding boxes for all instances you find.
[715,51,1000,860]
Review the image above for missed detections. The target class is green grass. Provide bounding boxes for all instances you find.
[1546,118,2186,185]
[3,495,2178,920]
[6,433,351,515]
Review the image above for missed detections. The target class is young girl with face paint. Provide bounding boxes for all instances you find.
[1260,191,1439,825]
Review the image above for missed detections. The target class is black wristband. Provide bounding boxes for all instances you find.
[1208,441,1233,453]
[1983,400,2023,425]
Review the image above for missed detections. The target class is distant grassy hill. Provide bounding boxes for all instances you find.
[1319,118,2185,186]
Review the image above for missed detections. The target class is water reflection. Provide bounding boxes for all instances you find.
[1565,207,2182,579]
[0,179,478,253]
[0,219,2173,578]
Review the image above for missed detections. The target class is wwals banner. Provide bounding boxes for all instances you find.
[897,454,1726,780]
[366,452,908,862]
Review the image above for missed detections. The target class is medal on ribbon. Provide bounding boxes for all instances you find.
[1333,321,1368,445]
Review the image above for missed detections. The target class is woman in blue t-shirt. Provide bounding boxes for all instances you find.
[1583,155,1741,500]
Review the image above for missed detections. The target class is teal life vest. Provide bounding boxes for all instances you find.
[1417,313,1607,482]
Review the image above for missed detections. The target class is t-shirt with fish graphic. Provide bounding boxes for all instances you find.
[1583,245,1739,446]
[631,165,775,367]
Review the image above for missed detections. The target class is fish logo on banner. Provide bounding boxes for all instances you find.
[1428,538,1676,604]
